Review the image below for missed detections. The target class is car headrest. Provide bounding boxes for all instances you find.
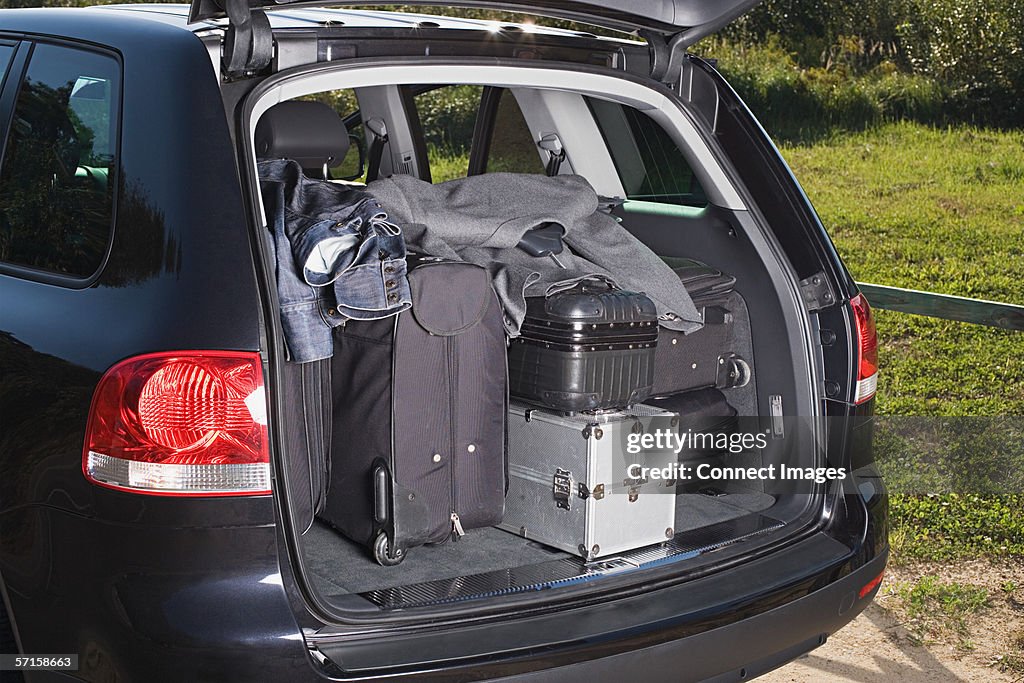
[255,101,350,173]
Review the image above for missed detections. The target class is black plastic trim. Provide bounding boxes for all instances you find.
[467,85,502,176]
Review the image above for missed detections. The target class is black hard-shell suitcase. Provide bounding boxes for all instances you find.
[320,259,507,566]
[652,260,752,395]
[507,279,658,413]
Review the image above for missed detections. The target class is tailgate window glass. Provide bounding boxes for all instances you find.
[0,43,120,279]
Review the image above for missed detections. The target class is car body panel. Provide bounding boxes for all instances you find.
[188,0,762,35]
[0,13,287,677]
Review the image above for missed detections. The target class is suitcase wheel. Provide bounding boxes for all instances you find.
[373,532,406,567]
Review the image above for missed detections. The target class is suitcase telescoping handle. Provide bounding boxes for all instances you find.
[371,459,406,566]
[373,462,390,525]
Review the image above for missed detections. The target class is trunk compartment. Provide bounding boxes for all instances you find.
[243,58,826,621]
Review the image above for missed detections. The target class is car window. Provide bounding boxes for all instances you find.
[412,85,483,183]
[485,90,544,175]
[0,43,14,82]
[0,43,120,279]
[587,97,707,207]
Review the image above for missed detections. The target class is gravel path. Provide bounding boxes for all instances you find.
[761,562,1024,683]
[760,604,1013,682]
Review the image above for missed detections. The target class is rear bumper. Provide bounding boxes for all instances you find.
[314,507,888,681]
[9,485,885,682]
[498,548,888,683]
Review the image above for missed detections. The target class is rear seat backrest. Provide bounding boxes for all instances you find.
[255,100,350,179]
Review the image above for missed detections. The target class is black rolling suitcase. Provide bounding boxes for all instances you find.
[646,387,739,460]
[321,259,507,566]
[507,279,659,413]
[652,260,752,395]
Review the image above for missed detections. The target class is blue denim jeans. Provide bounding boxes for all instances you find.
[259,159,411,363]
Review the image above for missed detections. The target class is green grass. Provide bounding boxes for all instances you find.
[701,38,952,142]
[779,121,1024,563]
[893,574,991,648]
[426,146,471,184]
[888,494,1024,561]
[780,123,1024,311]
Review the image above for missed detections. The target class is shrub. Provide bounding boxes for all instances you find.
[721,0,1024,127]
[896,0,1024,124]
[697,36,948,140]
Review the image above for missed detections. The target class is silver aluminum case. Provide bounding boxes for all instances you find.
[501,402,678,560]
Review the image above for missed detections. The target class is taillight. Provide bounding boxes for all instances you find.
[850,294,878,404]
[83,351,271,496]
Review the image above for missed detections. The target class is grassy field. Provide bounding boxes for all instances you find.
[778,122,1024,563]
[780,123,1024,416]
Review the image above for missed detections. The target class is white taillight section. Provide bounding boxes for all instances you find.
[83,351,271,497]
[854,372,878,404]
[85,453,271,495]
[851,294,878,404]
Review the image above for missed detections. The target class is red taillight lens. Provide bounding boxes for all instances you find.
[851,293,878,404]
[83,351,271,496]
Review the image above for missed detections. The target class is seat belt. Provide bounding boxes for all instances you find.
[538,133,566,176]
[365,118,389,183]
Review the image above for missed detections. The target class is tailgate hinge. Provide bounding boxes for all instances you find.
[799,272,837,311]
[645,33,722,132]
[643,30,688,86]
[644,0,762,84]
[221,0,273,80]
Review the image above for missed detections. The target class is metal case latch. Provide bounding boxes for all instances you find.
[553,468,573,510]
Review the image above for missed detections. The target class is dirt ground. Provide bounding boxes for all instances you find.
[761,560,1024,683]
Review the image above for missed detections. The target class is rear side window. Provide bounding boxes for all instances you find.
[0,43,120,279]
[588,97,707,207]
[411,85,483,182]
[0,44,13,82]
[485,90,544,175]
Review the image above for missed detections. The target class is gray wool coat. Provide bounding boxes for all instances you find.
[367,172,702,336]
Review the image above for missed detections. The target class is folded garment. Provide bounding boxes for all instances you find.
[259,158,412,362]
[367,172,702,335]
